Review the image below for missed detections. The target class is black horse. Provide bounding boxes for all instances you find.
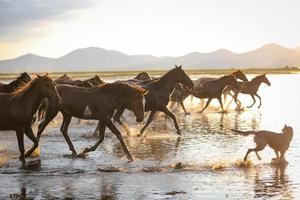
[110,65,193,137]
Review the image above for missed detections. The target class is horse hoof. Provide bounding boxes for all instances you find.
[176,131,181,136]
[127,155,134,162]
[185,112,191,115]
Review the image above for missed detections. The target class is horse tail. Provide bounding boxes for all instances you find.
[231,129,256,136]
[37,99,47,121]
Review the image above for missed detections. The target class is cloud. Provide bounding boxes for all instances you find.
[0,0,99,41]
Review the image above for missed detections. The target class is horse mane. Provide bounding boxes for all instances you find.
[250,74,265,82]
[12,77,38,99]
[8,72,31,90]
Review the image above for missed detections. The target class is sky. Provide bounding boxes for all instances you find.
[1,0,300,60]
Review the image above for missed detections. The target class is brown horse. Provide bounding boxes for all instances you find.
[191,75,241,113]
[134,72,152,81]
[224,74,271,108]
[112,65,194,137]
[0,75,62,165]
[0,72,32,93]
[37,74,105,121]
[169,70,248,114]
[35,83,146,161]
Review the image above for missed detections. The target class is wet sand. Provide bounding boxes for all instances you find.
[1,74,300,199]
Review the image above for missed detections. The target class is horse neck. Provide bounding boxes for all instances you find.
[218,77,233,91]
[250,77,264,89]
[16,85,44,117]
[155,71,179,95]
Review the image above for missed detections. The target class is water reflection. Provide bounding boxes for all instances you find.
[254,164,293,199]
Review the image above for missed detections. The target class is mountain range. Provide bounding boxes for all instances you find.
[0,43,300,72]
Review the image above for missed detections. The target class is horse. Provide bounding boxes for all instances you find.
[134,72,152,81]
[191,75,241,113]
[0,75,62,165]
[37,74,105,121]
[169,70,248,114]
[35,83,146,161]
[111,65,194,137]
[223,74,271,108]
[0,72,32,93]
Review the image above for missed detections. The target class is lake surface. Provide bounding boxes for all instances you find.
[0,74,299,199]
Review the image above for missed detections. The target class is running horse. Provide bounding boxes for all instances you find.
[35,83,146,161]
[0,72,32,93]
[192,75,241,113]
[169,70,248,114]
[223,74,271,108]
[111,65,194,137]
[0,75,62,165]
[37,74,105,121]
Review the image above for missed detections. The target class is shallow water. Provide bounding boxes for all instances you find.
[0,74,300,199]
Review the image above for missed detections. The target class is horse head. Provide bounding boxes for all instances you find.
[174,65,194,89]
[260,74,271,86]
[35,74,62,106]
[232,70,248,82]
[123,84,146,123]
[226,75,241,90]
[134,72,152,81]
[89,75,105,86]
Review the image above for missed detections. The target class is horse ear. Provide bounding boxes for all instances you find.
[175,64,178,68]
[179,65,182,69]
[36,74,42,78]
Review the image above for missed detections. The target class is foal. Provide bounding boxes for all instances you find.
[224,74,271,108]
[36,83,145,161]
[0,75,61,164]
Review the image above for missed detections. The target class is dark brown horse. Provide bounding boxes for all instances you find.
[191,75,241,112]
[0,75,62,165]
[35,83,146,161]
[0,72,32,93]
[111,65,194,137]
[37,74,105,121]
[169,70,248,114]
[223,74,271,108]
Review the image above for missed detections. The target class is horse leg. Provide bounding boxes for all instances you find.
[60,113,77,156]
[16,128,25,164]
[81,123,106,155]
[107,120,133,161]
[199,98,212,113]
[113,107,130,135]
[93,121,101,137]
[217,97,225,112]
[255,94,262,108]
[24,127,39,158]
[247,95,256,108]
[179,100,190,115]
[161,107,181,135]
[139,111,157,137]
[36,106,59,141]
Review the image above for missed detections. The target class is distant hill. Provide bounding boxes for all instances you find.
[0,43,300,72]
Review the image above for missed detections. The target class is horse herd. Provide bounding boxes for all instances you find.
[0,65,271,166]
